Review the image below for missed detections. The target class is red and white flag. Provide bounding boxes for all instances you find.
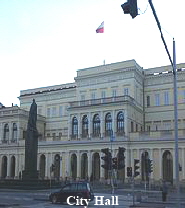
[96,21,104,33]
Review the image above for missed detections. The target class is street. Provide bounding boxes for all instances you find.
[0,188,185,208]
[0,189,134,208]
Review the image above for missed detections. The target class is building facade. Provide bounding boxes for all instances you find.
[0,60,185,184]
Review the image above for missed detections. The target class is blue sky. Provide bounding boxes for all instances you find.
[0,0,184,106]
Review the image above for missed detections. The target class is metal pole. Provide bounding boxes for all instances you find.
[132,176,135,206]
[147,2,180,206]
[173,39,180,208]
[110,130,115,195]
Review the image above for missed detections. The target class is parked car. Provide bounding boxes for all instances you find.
[49,181,94,205]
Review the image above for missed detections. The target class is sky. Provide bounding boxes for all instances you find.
[0,0,184,107]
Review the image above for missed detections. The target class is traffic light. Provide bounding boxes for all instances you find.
[127,167,132,177]
[112,157,118,169]
[148,159,153,173]
[121,0,138,19]
[134,159,140,177]
[118,147,125,170]
[101,148,112,170]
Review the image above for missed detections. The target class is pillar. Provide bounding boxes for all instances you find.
[159,149,162,180]
[88,151,92,179]
[77,151,81,178]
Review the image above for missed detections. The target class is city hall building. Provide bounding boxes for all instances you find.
[0,59,185,184]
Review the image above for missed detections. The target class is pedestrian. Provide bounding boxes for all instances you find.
[162,181,168,202]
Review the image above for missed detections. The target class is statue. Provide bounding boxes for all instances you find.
[28,99,37,131]
[22,99,39,180]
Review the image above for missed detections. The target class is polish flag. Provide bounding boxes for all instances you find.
[96,21,104,33]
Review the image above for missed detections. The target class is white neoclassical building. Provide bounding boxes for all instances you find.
[0,59,185,184]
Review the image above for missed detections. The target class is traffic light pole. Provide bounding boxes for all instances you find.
[132,176,135,206]
[110,131,115,195]
[173,38,180,208]
[148,1,180,207]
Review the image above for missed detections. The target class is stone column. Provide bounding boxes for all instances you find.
[0,122,3,142]
[17,122,20,142]
[77,114,81,139]
[68,115,71,140]
[47,153,52,178]
[159,149,162,180]
[88,112,92,138]
[77,151,81,178]
[45,154,49,179]
[112,110,115,135]
[9,122,13,142]
[100,111,104,138]
[88,151,92,179]
[15,154,19,179]
[7,154,11,178]
[65,151,70,178]
[100,151,105,181]
[124,110,128,137]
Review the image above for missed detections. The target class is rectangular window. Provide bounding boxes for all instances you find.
[164,91,169,105]
[38,108,42,115]
[112,89,117,97]
[59,106,63,117]
[64,105,68,115]
[124,88,129,96]
[147,125,150,132]
[101,91,106,103]
[91,92,96,104]
[131,121,134,132]
[81,95,85,100]
[52,107,56,117]
[80,95,85,106]
[101,91,106,98]
[155,94,160,106]
[91,92,96,100]
[146,96,150,107]
[47,108,51,117]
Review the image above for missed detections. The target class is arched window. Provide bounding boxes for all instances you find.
[10,156,15,178]
[117,112,124,135]
[72,117,78,139]
[105,113,112,136]
[93,114,100,137]
[82,115,88,138]
[12,123,17,142]
[162,150,173,183]
[71,154,77,180]
[3,124,9,142]
[39,154,46,179]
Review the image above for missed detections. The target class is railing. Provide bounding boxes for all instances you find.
[69,95,141,109]
[69,133,128,142]
[130,129,185,141]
